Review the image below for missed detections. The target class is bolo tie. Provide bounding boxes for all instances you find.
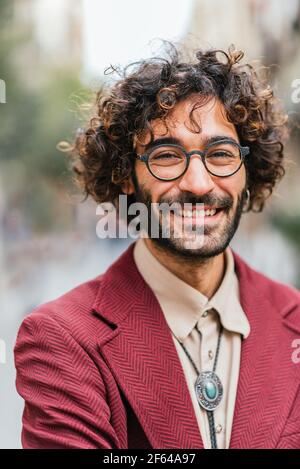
[171,318,224,449]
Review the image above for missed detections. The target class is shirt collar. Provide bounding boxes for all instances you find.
[208,245,250,338]
[133,237,250,340]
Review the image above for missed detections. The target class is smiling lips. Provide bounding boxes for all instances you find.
[179,208,217,218]
[172,206,223,218]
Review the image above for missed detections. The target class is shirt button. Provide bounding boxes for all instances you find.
[215,424,223,433]
[202,311,208,318]
[208,350,214,360]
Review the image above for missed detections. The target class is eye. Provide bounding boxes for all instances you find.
[152,152,182,160]
[207,150,235,158]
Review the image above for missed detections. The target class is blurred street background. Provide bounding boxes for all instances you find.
[0,0,300,448]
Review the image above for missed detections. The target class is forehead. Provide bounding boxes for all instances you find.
[136,94,239,148]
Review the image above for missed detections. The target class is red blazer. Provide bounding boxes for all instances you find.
[14,242,300,449]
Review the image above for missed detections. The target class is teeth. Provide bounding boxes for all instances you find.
[175,208,217,217]
[205,209,217,216]
[181,210,203,218]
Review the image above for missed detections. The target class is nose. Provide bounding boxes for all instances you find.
[178,153,215,195]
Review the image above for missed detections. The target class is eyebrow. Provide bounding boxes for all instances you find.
[142,135,239,152]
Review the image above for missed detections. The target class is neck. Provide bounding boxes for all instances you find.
[143,238,226,299]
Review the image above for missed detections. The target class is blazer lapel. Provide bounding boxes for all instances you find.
[230,252,300,448]
[92,243,299,449]
[92,242,203,449]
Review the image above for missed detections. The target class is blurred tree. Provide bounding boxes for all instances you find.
[0,0,90,232]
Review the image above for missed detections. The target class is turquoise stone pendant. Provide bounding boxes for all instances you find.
[195,371,223,411]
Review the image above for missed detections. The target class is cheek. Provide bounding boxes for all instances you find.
[136,164,175,200]
[238,174,247,199]
[217,171,246,205]
[223,166,246,191]
[239,166,247,187]
[151,182,176,203]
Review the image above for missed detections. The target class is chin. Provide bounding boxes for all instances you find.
[151,231,231,261]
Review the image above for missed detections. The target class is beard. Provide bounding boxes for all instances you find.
[130,170,247,262]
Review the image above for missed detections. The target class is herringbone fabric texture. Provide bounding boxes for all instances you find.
[14,242,300,448]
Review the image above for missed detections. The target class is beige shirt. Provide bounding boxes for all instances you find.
[133,237,250,449]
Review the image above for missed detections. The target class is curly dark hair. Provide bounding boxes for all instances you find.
[62,42,289,213]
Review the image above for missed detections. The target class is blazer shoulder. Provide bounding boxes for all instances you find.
[233,250,300,331]
[248,263,300,305]
[18,274,105,346]
[234,250,300,299]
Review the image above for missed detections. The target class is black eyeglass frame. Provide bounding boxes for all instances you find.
[136,138,250,181]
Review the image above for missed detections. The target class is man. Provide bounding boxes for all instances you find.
[14,43,300,449]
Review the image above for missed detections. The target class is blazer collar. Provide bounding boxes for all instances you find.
[133,237,250,340]
[92,242,204,448]
[229,251,300,448]
[92,242,300,448]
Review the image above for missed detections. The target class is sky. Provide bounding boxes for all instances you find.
[82,0,195,81]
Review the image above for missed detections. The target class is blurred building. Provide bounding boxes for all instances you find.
[184,0,300,64]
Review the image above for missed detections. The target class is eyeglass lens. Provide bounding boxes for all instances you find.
[148,142,242,179]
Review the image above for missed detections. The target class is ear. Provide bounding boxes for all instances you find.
[121,177,135,195]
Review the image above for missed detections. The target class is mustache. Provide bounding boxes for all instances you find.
[158,193,234,211]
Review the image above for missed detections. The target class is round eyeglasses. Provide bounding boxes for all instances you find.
[136,139,250,181]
